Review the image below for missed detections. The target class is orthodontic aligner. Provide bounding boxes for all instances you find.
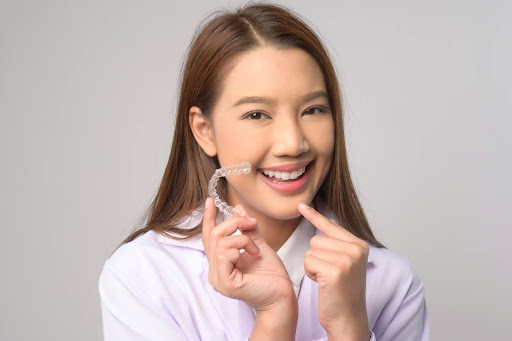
[208,161,251,218]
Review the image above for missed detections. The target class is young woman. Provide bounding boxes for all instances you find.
[98,3,430,340]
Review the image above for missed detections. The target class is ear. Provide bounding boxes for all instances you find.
[189,106,217,157]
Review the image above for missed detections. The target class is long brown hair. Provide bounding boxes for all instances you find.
[115,2,386,253]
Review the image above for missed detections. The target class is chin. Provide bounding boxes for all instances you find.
[262,205,304,221]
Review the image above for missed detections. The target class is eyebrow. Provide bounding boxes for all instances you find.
[233,90,329,107]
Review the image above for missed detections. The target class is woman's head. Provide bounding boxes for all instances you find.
[117,2,385,249]
[189,46,334,221]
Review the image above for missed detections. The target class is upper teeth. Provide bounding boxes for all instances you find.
[261,166,306,180]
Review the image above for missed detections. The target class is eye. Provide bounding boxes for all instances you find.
[243,111,270,120]
[242,106,329,120]
[302,106,329,116]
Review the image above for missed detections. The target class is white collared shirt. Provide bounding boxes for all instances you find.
[99,196,430,340]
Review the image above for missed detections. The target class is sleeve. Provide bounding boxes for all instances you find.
[98,259,189,341]
[373,265,430,341]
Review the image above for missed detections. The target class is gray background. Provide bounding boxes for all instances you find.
[1,0,510,340]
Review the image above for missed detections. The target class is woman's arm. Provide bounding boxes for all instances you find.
[323,265,429,341]
[249,298,298,341]
[371,266,430,340]
[98,260,189,341]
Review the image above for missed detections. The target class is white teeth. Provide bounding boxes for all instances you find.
[290,170,298,180]
[261,166,306,180]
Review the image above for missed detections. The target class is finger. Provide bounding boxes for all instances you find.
[217,248,242,286]
[309,235,364,255]
[202,197,216,254]
[305,248,366,271]
[208,215,257,261]
[306,248,343,265]
[232,203,256,221]
[240,224,266,246]
[217,235,260,255]
[210,215,258,241]
[304,253,338,283]
[231,203,268,244]
[298,203,361,244]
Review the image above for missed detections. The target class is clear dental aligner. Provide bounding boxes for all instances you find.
[208,161,251,218]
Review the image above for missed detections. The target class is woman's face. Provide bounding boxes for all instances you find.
[205,47,334,220]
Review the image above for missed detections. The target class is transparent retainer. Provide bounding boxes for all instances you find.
[208,161,251,218]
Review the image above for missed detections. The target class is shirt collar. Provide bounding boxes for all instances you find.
[274,201,317,297]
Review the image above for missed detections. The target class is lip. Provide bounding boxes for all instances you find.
[258,160,313,172]
[258,161,313,194]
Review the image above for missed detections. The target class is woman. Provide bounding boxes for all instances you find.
[98,3,430,340]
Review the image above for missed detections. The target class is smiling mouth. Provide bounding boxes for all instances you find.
[259,161,313,184]
[261,170,307,184]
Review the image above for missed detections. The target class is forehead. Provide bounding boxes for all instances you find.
[217,47,327,106]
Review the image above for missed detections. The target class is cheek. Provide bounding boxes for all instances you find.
[309,121,335,155]
[215,126,241,146]
[320,132,335,154]
[214,126,264,165]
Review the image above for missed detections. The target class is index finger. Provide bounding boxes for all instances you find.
[202,198,257,254]
[202,197,216,253]
[297,202,360,244]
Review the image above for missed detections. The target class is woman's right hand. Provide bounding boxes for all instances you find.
[201,197,297,314]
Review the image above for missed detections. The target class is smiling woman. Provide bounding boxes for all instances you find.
[98,2,430,340]
[189,47,336,241]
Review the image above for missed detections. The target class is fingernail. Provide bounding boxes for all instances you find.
[205,197,210,209]
[233,204,244,215]
[247,215,257,222]
[232,205,244,218]
[298,203,310,210]
[233,204,256,221]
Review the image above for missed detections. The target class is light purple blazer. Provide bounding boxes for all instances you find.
[99,198,430,340]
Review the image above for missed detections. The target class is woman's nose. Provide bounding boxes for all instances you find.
[271,120,307,156]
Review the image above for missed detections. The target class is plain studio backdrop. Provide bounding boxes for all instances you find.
[1,0,510,340]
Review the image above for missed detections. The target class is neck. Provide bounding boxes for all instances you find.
[224,188,313,251]
[247,211,303,252]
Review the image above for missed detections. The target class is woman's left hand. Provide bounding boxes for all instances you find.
[298,202,371,340]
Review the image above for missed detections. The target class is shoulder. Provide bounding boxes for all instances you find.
[366,246,430,339]
[367,245,424,296]
[368,244,417,276]
[98,230,206,299]
[366,245,425,316]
